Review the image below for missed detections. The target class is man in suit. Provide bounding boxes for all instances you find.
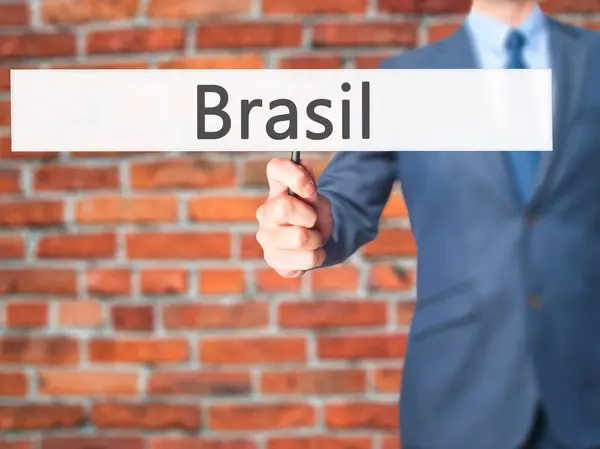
[255,0,600,448]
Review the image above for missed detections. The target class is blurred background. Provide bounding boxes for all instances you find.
[0,1,597,448]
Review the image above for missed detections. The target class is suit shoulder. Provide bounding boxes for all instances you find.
[549,17,600,45]
[378,38,452,69]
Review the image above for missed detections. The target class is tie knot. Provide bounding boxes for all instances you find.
[505,29,526,52]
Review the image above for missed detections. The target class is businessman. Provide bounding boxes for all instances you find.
[256,0,600,448]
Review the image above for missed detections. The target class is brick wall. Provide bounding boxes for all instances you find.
[0,1,598,449]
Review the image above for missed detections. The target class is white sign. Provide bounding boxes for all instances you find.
[10,68,553,152]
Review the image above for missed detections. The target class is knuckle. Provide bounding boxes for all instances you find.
[290,227,308,249]
[266,157,285,178]
[308,250,321,267]
[255,204,264,223]
[273,196,293,221]
[255,229,266,248]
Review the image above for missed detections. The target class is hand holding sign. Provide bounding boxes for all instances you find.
[255,157,333,278]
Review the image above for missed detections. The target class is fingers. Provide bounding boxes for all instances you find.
[259,157,324,277]
[256,226,322,251]
[263,248,326,272]
[256,195,318,228]
[266,157,316,200]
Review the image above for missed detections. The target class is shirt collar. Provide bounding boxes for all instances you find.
[466,3,547,56]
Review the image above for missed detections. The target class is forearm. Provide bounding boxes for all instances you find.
[316,151,398,268]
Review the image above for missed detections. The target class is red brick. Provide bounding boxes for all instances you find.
[0,169,20,194]
[255,268,301,292]
[309,265,358,292]
[421,0,470,12]
[140,268,188,295]
[37,233,117,259]
[0,235,25,259]
[379,0,470,12]
[89,338,189,364]
[355,53,395,69]
[263,0,367,13]
[241,157,329,187]
[86,28,185,54]
[51,60,149,70]
[200,337,307,364]
[149,439,255,449]
[0,200,64,227]
[38,370,138,396]
[75,195,177,224]
[42,436,144,449]
[325,402,399,430]
[5,301,48,328]
[111,304,155,331]
[0,268,77,295]
[208,403,315,430]
[0,100,10,126]
[381,435,401,449]
[261,369,366,395]
[542,0,600,13]
[0,372,27,397]
[0,436,27,449]
[278,300,387,328]
[197,23,303,49]
[148,0,251,18]
[397,301,415,326]
[317,333,407,360]
[0,405,84,430]
[278,54,344,69]
[382,193,409,218]
[130,158,235,189]
[313,22,417,47]
[126,232,231,259]
[0,3,29,25]
[0,337,79,364]
[158,54,265,69]
[91,403,200,430]
[188,195,265,222]
[148,371,251,396]
[0,33,76,59]
[377,0,418,12]
[199,268,245,294]
[584,22,600,31]
[267,436,372,449]
[87,267,131,296]
[163,301,268,330]
[372,367,403,393]
[34,165,119,191]
[57,300,104,328]
[41,0,139,24]
[369,264,416,291]
[427,23,461,43]
[362,228,416,257]
[240,233,263,259]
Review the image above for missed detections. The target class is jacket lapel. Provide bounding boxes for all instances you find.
[530,18,587,208]
[440,27,522,203]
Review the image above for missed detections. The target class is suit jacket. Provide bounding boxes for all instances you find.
[317,18,600,449]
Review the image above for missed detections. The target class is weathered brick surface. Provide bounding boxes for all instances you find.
[0,0,597,447]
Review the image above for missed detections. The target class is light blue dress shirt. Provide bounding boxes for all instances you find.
[465,3,550,70]
[465,4,550,200]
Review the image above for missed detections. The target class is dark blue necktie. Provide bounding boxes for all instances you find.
[505,30,541,201]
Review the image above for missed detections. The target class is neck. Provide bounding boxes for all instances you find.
[471,0,538,27]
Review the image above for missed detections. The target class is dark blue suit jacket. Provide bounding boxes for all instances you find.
[317,18,600,449]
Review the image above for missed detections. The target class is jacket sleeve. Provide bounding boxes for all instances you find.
[317,151,398,268]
